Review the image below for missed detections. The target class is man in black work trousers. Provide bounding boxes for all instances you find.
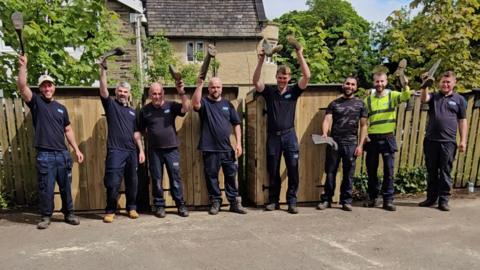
[252,41,311,214]
[317,77,368,211]
[419,71,467,211]
[192,77,247,215]
[99,59,145,223]
[17,55,84,229]
[138,82,189,218]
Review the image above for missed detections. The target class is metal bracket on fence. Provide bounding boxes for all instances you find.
[262,184,270,191]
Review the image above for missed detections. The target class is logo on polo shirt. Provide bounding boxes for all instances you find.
[448,101,457,106]
[129,111,135,116]
[57,108,64,114]
[284,94,292,99]
[164,109,171,114]
[222,106,229,111]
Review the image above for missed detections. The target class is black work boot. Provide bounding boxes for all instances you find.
[419,198,437,207]
[155,206,166,218]
[287,204,299,214]
[177,204,189,217]
[209,200,221,215]
[341,204,353,211]
[438,201,450,211]
[230,201,247,214]
[265,202,280,211]
[316,201,331,210]
[37,216,51,230]
[64,213,80,225]
[363,197,380,208]
[383,202,397,211]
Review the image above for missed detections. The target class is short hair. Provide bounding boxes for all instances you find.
[442,71,456,80]
[373,71,387,79]
[344,76,358,84]
[276,65,291,76]
[116,81,131,91]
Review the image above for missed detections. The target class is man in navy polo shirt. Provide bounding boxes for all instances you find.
[317,77,368,211]
[252,41,311,214]
[420,71,467,211]
[99,60,145,223]
[138,82,189,218]
[192,77,247,215]
[17,55,84,229]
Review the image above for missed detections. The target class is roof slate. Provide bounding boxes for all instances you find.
[145,0,267,38]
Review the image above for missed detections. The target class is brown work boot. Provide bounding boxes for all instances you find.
[287,35,302,51]
[169,64,182,82]
[128,210,139,219]
[103,213,115,223]
[394,59,408,89]
[262,39,283,57]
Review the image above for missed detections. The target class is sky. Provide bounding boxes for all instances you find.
[262,0,412,23]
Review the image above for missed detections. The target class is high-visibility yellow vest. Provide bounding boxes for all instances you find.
[364,87,411,134]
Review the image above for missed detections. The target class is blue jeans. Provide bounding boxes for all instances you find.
[148,148,185,207]
[365,135,397,203]
[36,150,74,217]
[104,149,138,213]
[266,130,299,205]
[424,140,456,203]
[321,144,357,204]
[202,151,240,203]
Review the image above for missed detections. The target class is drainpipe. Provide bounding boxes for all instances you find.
[135,13,144,99]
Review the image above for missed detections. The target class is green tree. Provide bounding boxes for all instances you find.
[0,0,123,96]
[274,0,380,87]
[380,0,480,91]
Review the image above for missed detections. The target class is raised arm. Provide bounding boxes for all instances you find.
[192,78,204,111]
[252,49,266,92]
[65,125,84,163]
[176,80,191,113]
[296,48,311,90]
[99,59,109,99]
[420,85,431,103]
[17,55,33,102]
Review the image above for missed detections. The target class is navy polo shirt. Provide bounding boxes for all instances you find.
[195,97,241,152]
[26,93,69,151]
[138,101,185,149]
[326,96,367,145]
[101,96,137,151]
[259,83,303,132]
[425,92,467,142]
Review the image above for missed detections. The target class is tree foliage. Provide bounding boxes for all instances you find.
[274,0,380,87]
[0,0,123,96]
[379,0,480,91]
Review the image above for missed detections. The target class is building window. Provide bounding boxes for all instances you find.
[186,41,204,62]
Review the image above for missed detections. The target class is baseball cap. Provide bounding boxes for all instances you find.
[38,74,55,86]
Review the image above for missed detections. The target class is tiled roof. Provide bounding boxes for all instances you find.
[146,0,267,38]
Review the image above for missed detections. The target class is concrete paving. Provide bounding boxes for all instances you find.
[1,196,480,270]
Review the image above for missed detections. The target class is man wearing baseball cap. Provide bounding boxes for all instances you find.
[17,55,84,229]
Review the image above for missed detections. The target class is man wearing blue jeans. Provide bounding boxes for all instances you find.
[17,55,84,229]
[253,39,311,214]
[192,77,246,215]
[419,71,467,211]
[138,82,189,217]
[317,77,368,211]
[99,59,145,223]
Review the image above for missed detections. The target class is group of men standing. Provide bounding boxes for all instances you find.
[17,40,467,229]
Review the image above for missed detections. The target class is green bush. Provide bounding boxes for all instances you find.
[394,167,427,194]
[0,192,11,209]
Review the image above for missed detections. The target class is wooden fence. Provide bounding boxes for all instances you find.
[1,87,479,209]
[0,86,240,209]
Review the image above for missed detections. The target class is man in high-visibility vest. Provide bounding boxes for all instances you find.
[364,72,411,211]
